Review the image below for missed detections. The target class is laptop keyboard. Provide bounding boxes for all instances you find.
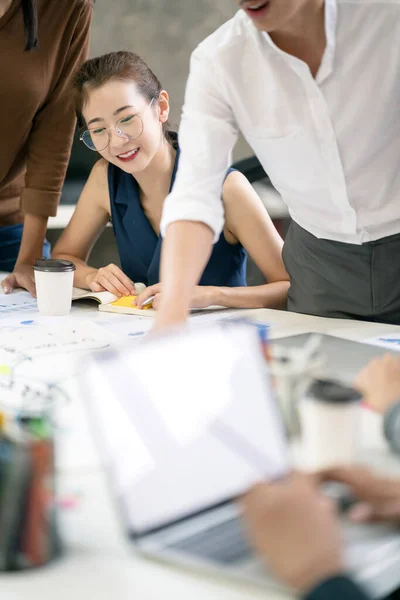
[165,517,252,564]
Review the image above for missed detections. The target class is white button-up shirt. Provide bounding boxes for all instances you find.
[161,0,400,245]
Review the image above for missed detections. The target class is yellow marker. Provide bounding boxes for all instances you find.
[0,411,5,432]
[111,295,152,310]
[0,365,11,376]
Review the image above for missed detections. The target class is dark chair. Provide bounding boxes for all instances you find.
[231,155,290,224]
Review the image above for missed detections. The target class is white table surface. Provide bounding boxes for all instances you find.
[1,285,400,599]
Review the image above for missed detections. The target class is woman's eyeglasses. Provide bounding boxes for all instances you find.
[80,98,155,152]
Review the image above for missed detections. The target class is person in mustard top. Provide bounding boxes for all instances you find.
[0,0,92,296]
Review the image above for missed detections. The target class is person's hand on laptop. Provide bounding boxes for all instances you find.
[321,466,400,523]
[240,472,345,593]
[354,354,400,413]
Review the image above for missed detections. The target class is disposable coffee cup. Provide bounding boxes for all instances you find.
[299,379,361,471]
[33,259,75,316]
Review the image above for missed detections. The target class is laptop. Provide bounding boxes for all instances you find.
[81,324,400,599]
[270,332,400,384]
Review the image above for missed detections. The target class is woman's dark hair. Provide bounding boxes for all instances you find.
[73,50,176,148]
[22,0,38,51]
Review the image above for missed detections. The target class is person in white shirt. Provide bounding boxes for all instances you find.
[153,0,400,329]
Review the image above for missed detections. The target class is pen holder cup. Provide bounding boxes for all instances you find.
[0,417,62,571]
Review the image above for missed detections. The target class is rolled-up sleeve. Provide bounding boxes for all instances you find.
[160,48,239,243]
[21,1,92,217]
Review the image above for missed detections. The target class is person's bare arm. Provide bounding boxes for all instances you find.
[156,49,238,329]
[354,354,400,413]
[213,171,289,309]
[53,160,135,296]
[156,222,213,321]
[138,172,289,311]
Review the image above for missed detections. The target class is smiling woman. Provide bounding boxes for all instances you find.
[52,51,289,310]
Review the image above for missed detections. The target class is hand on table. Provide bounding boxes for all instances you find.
[240,472,344,593]
[134,282,216,310]
[354,354,400,413]
[1,262,36,296]
[321,466,400,523]
[85,264,136,297]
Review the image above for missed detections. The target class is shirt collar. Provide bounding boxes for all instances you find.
[257,0,338,82]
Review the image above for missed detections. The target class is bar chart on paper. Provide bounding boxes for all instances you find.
[0,316,113,414]
[364,334,400,351]
[0,290,38,317]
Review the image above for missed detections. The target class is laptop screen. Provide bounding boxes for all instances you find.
[81,323,289,537]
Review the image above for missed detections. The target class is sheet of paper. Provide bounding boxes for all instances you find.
[94,309,257,342]
[363,334,400,351]
[0,289,37,317]
[0,317,113,413]
[94,313,154,340]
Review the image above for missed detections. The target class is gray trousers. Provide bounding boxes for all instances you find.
[282,222,400,325]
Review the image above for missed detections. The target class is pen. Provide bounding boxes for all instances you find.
[140,295,155,308]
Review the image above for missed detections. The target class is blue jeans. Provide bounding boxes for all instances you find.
[0,224,51,272]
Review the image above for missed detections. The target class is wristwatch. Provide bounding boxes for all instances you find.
[383,400,400,455]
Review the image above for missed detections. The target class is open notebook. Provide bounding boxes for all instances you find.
[71,284,157,316]
[72,285,228,317]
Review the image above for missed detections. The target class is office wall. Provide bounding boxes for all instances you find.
[89,0,250,160]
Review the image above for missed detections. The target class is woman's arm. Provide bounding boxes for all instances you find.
[52,160,109,287]
[136,173,290,311]
[52,159,134,296]
[214,171,289,309]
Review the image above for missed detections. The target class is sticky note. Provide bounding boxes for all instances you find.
[0,365,11,376]
[111,295,152,310]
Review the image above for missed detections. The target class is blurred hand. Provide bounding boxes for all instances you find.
[354,354,400,413]
[134,283,216,310]
[134,282,162,309]
[85,264,135,297]
[1,263,36,297]
[240,472,344,592]
[321,466,400,523]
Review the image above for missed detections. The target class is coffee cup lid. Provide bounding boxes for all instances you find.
[307,379,361,404]
[33,258,76,273]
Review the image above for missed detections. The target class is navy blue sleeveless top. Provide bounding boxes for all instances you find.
[108,143,247,287]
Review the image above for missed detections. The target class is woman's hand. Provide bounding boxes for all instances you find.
[1,262,36,296]
[85,264,135,297]
[354,354,400,413]
[134,283,218,310]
